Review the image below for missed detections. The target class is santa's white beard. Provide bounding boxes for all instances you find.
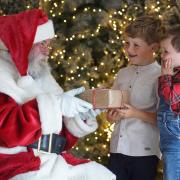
[28,51,51,80]
[0,46,52,80]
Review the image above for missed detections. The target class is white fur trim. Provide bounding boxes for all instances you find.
[36,93,62,134]
[17,75,44,102]
[67,161,116,180]
[12,152,116,180]
[12,152,69,180]
[64,115,98,138]
[17,75,34,88]
[0,146,27,154]
[0,58,31,104]
[0,39,8,50]
[34,20,55,43]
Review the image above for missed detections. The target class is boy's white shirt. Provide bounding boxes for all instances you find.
[110,61,161,158]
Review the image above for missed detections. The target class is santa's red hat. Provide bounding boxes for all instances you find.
[0,9,55,76]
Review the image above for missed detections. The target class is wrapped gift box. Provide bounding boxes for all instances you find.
[79,88,129,109]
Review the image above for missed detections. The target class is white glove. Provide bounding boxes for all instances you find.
[58,87,93,118]
[79,109,102,120]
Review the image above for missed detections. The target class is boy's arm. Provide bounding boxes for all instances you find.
[131,108,157,125]
[116,104,157,125]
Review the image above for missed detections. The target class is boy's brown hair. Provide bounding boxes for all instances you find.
[124,16,164,45]
[161,25,180,52]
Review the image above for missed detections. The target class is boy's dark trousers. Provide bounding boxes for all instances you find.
[108,153,159,180]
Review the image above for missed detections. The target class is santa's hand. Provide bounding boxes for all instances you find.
[63,86,85,96]
[79,109,102,120]
[59,87,93,118]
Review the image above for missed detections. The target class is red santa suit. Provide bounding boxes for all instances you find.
[0,9,116,180]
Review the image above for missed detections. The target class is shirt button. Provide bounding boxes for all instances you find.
[136,72,138,74]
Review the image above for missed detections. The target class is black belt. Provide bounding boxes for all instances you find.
[28,134,66,154]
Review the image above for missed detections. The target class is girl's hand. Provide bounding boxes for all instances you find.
[161,58,173,75]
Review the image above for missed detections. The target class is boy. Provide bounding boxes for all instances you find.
[157,25,180,180]
[107,16,164,180]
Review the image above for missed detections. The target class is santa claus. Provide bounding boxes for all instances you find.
[0,9,116,180]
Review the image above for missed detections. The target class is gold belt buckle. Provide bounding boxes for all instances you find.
[37,134,53,154]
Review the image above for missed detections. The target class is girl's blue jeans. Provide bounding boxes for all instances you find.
[157,98,180,180]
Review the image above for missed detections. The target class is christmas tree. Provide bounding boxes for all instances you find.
[0,1,180,179]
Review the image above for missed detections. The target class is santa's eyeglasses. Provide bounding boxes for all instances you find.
[37,39,53,49]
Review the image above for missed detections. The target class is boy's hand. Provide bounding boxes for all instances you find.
[106,109,122,123]
[161,58,173,75]
[116,104,138,119]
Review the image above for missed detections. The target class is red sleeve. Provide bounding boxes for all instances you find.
[158,75,180,114]
[0,93,42,148]
[158,75,172,102]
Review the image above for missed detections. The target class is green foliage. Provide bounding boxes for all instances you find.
[0,0,39,15]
